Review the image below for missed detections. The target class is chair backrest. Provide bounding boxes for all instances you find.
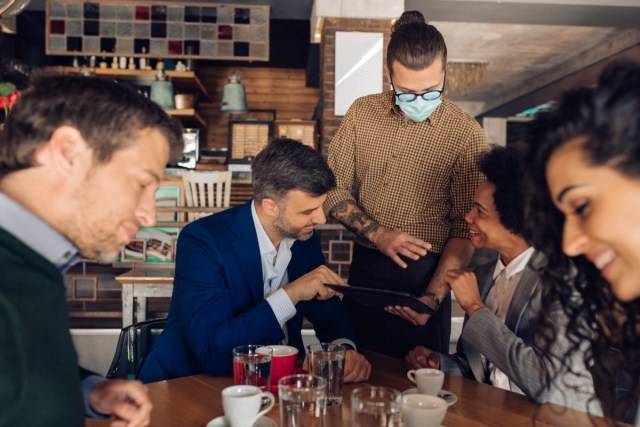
[182,170,232,221]
[106,318,167,380]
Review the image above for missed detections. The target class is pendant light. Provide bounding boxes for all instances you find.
[0,0,31,18]
[220,72,247,114]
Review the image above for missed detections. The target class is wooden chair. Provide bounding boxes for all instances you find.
[182,170,232,221]
[106,317,167,380]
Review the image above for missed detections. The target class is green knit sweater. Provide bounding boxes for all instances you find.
[0,228,85,427]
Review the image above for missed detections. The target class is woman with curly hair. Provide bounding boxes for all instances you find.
[524,60,640,424]
[406,146,595,412]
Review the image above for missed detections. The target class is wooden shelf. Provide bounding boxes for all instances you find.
[47,66,210,129]
[48,66,210,100]
[167,108,206,128]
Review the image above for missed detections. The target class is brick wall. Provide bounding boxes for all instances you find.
[319,17,392,156]
[316,18,393,278]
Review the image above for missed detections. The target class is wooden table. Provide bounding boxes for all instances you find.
[87,351,617,427]
[115,269,174,327]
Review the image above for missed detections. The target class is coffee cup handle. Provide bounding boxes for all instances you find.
[252,391,275,423]
[407,370,417,383]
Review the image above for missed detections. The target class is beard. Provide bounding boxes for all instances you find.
[63,217,123,263]
[273,212,314,241]
[61,176,126,264]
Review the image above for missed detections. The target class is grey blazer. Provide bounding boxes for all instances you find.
[439,250,598,413]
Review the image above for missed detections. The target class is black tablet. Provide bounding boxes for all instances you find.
[324,284,436,315]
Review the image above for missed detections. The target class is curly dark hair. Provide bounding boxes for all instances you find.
[387,11,447,75]
[523,60,640,424]
[479,146,525,236]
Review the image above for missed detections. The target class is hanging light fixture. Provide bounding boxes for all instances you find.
[220,72,248,114]
[0,0,31,18]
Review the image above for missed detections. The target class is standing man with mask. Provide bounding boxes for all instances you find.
[325,11,488,359]
[0,74,183,426]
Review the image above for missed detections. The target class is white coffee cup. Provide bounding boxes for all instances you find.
[222,385,275,427]
[402,394,448,427]
[406,368,444,395]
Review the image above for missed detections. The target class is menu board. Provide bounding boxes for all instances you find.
[228,120,272,163]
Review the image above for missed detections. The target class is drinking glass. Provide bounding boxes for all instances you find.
[351,386,402,427]
[278,374,327,427]
[232,345,272,391]
[307,343,345,405]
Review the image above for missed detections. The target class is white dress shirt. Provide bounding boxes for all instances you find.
[250,201,357,351]
[251,201,297,329]
[484,246,535,391]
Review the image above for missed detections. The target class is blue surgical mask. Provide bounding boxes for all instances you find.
[395,96,442,123]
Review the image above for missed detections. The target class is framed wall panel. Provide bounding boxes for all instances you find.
[228,119,272,163]
[334,31,383,116]
[46,0,270,61]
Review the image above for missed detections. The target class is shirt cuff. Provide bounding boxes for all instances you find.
[82,375,110,419]
[266,288,297,328]
[331,338,357,352]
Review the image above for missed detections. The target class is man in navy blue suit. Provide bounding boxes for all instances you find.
[139,138,371,383]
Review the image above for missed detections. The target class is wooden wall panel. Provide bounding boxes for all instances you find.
[196,66,320,149]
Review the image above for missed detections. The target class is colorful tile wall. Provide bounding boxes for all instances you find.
[46,0,270,61]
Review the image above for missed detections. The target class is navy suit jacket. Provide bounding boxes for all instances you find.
[139,202,357,383]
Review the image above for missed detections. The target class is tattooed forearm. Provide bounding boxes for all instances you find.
[359,222,380,238]
[330,200,380,238]
[331,200,351,215]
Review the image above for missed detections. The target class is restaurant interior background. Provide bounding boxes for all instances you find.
[1,0,639,376]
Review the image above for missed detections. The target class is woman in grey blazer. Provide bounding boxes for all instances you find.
[406,146,596,413]
[524,60,640,425]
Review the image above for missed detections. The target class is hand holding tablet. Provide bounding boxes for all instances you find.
[324,284,436,315]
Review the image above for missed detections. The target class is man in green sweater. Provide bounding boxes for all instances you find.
[0,74,182,426]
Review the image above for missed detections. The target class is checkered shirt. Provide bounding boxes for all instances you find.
[325,91,488,254]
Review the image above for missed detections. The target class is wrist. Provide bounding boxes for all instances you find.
[283,284,300,305]
[466,301,486,316]
[421,292,441,311]
[365,224,384,246]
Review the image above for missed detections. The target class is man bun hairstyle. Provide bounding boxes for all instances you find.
[387,11,447,75]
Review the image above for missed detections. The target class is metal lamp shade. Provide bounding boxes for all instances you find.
[150,80,175,110]
[0,0,31,18]
[221,74,247,114]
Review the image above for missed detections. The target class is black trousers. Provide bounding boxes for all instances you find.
[345,244,451,359]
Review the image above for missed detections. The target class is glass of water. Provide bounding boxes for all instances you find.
[278,374,327,427]
[232,345,272,391]
[307,343,346,405]
[351,386,402,427]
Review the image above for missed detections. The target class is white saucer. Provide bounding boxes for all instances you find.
[206,415,276,427]
[402,388,458,406]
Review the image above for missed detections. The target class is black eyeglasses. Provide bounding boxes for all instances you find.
[391,74,446,102]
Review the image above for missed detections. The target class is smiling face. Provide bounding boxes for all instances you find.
[464,181,514,252]
[272,189,327,242]
[546,137,640,302]
[61,128,169,262]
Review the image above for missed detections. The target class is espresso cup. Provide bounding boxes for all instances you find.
[222,385,275,427]
[406,368,444,395]
[401,394,448,427]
